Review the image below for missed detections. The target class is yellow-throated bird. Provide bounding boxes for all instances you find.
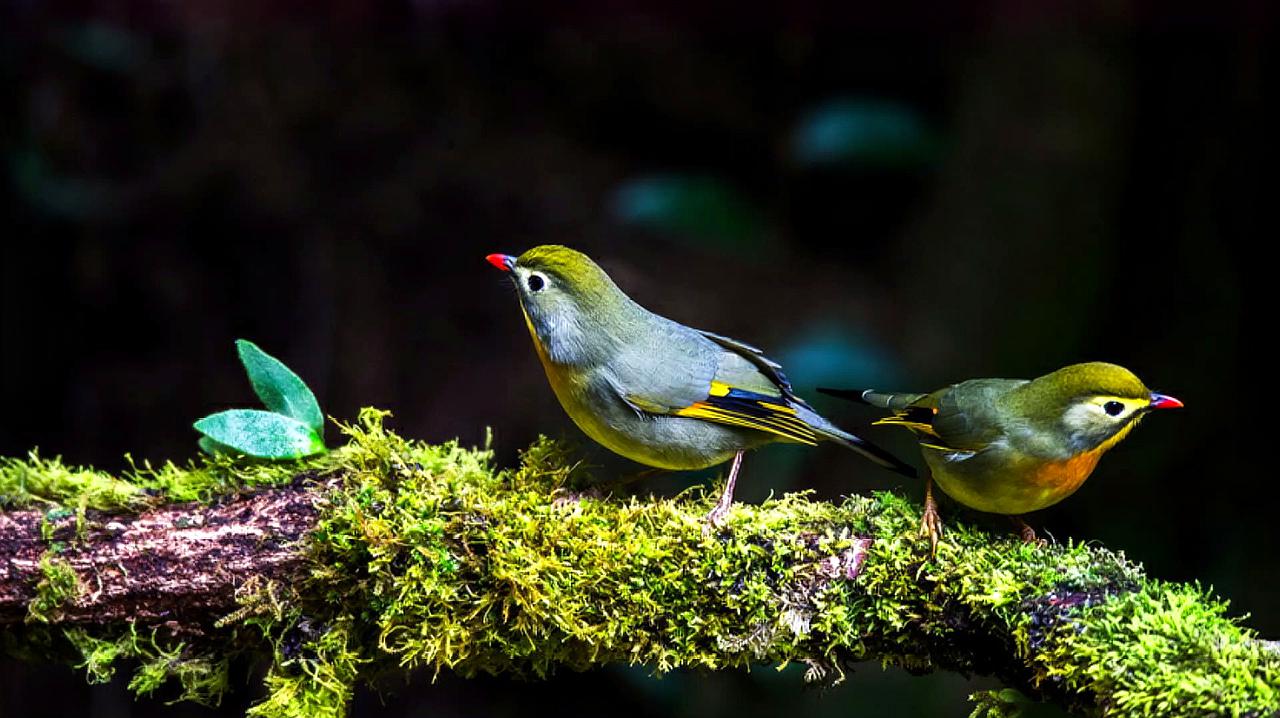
[820,363,1181,548]
[487,245,915,525]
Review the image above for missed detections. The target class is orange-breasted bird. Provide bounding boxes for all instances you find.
[820,362,1182,548]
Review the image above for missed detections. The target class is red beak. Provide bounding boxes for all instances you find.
[486,254,516,272]
[1149,393,1183,410]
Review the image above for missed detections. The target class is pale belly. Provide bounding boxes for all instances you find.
[924,446,1102,515]
[572,408,767,470]
[540,360,772,471]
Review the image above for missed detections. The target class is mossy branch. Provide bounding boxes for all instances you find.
[2,409,1278,718]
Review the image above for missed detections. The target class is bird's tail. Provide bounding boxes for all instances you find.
[817,387,926,412]
[794,405,918,479]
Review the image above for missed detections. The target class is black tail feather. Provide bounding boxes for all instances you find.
[828,431,918,479]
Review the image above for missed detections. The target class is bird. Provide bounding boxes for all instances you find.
[485,245,916,526]
[818,362,1182,549]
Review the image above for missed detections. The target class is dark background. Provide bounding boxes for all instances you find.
[1,2,1272,716]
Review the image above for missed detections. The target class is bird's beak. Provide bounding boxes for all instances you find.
[485,253,516,272]
[1148,393,1184,410]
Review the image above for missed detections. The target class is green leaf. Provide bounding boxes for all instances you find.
[194,410,326,460]
[235,339,324,434]
[197,436,239,457]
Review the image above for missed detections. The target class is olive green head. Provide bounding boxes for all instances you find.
[1010,362,1182,453]
[486,245,638,364]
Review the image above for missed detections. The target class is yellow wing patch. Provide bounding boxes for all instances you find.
[872,406,941,437]
[675,387,818,446]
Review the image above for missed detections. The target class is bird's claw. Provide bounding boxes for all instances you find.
[702,504,731,537]
[918,474,943,556]
[918,503,943,556]
[1010,516,1047,547]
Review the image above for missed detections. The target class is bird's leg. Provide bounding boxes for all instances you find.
[703,450,745,530]
[919,471,943,555]
[1008,515,1045,546]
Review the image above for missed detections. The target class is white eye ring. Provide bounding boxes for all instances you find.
[527,272,549,293]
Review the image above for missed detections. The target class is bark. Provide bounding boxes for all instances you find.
[0,484,319,626]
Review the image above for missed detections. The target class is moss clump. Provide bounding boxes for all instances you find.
[26,554,81,623]
[1,452,148,511]
[62,626,230,706]
[1036,581,1280,716]
[0,447,328,513]
[307,410,909,683]
[248,619,365,718]
[3,408,1278,717]
[968,688,1028,718]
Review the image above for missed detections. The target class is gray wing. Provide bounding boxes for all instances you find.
[605,321,724,414]
[699,330,807,404]
[604,323,821,445]
[928,378,1028,452]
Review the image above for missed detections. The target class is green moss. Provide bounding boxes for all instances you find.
[4,408,1278,717]
[27,554,81,623]
[248,619,365,718]
[1035,581,1280,716]
[1,452,147,511]
[62,626,230,706]
[968,688,1028,718]
[0,446,328,513]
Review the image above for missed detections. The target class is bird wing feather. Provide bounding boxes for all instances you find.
[880,379,1025,453]
[611,328,818,445]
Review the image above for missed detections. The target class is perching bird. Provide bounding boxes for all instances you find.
[486,245,915,525]
[819,362,1182,548]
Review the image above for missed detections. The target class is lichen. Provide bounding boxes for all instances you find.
[3,408,1278,717]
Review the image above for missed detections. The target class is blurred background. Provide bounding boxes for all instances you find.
[0,1,1272,716]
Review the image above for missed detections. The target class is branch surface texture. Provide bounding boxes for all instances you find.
[2,410,1277,718]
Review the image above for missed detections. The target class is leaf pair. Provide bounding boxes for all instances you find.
[194,340,327,460]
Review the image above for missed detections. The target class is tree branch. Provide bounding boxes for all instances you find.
[2,411,1277,718]
[1,482,320,626]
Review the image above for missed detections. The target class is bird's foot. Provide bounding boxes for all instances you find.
[702,451,743,537]
[918,502,943,556]
[1010,516,1047,547]
[918,473,943,556]
[702,503,732,536]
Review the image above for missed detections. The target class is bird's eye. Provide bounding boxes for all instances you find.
[527,273,546,292]
[1103,401,1124,417]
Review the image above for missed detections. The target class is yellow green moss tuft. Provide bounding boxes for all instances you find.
[61,626,231,706]
[26,554,81,623]
[247,619,365,718]
[0,446,330,513]
[1035,581,1280,715]
[1,452,147,511]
